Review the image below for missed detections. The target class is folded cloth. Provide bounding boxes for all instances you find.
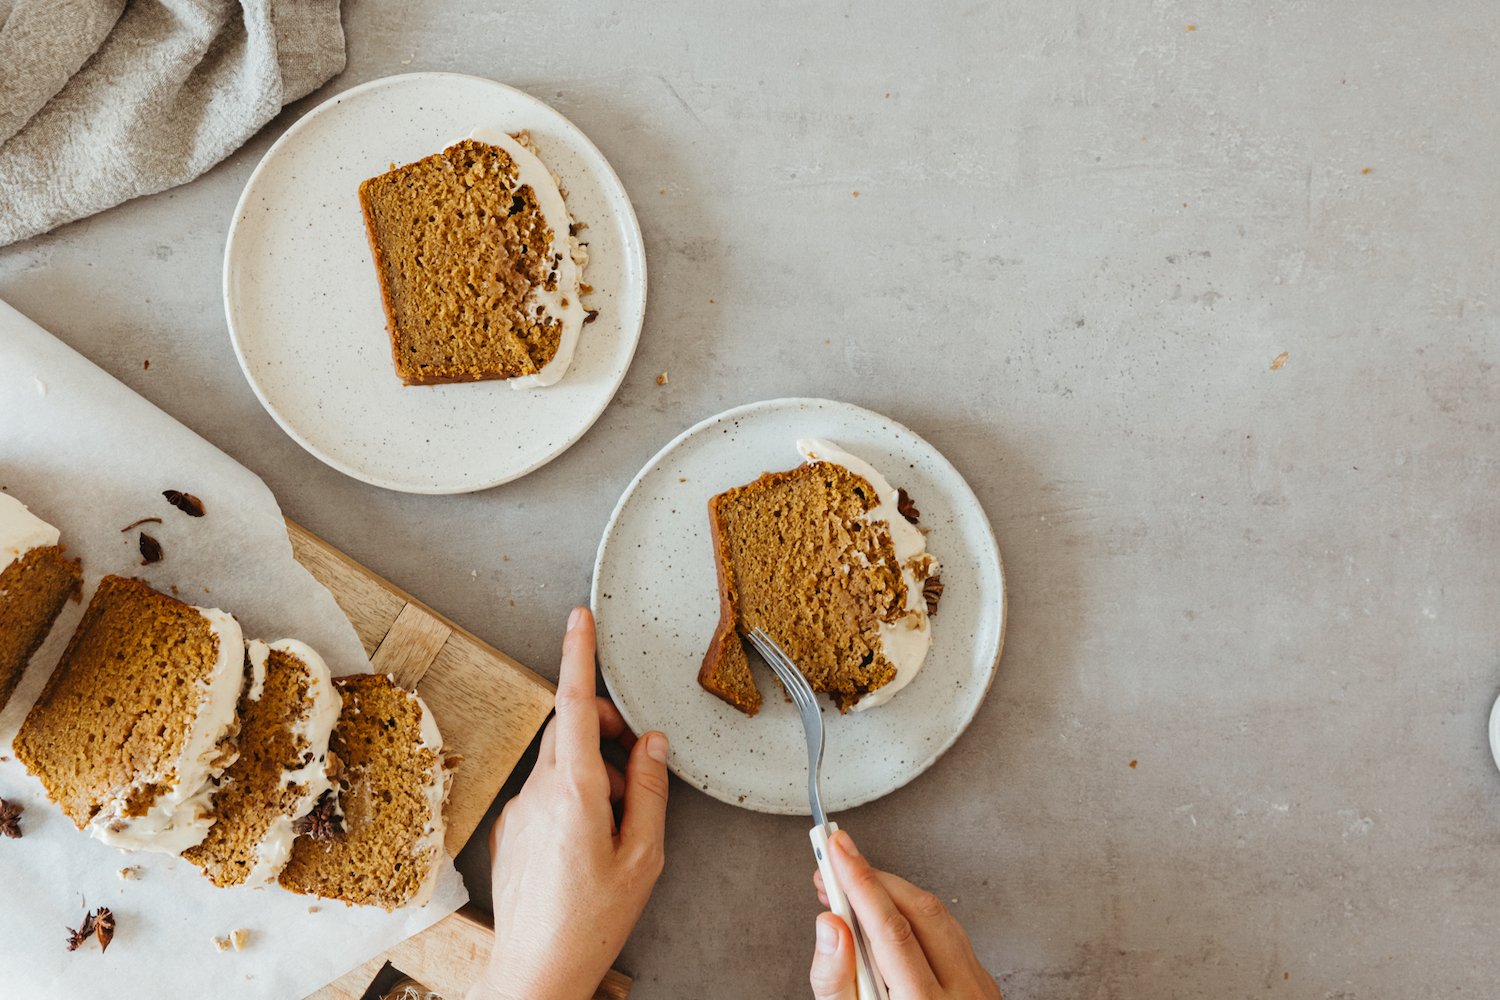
[0,0,345,248]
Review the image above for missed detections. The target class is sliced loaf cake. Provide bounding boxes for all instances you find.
[183,638,341,887]
[278,672,450,909]
[13,575,244,853]
[0,492,82,712]
[700,439,939,715]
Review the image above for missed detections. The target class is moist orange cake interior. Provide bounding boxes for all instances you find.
[183,645,317,887]
[13,576,232,829]
[359,138,566,385]
[699,462,910,715]
[278,673,443,910]
[0,544,81,713]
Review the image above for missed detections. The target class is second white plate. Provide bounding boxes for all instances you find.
[224,73,647,493]
[592,398,1006,814]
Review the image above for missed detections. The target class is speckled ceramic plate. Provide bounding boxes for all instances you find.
[592,398,1005,814]
[224,73,646,493]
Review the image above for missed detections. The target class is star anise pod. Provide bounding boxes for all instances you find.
[922,575,944,617]
[93,907,115,953]
[896,488,921,525]
[294,791,343,842]
[0,798,22,839]
[162,489,205,517]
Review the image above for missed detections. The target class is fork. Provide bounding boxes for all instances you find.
[748,628,888,1000]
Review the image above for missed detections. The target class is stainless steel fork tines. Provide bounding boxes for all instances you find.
[747,627,829,827]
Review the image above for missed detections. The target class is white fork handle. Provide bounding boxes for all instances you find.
[812,822,889,1000]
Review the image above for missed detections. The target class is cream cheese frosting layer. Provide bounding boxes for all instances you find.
[242,638,342,887]
[407,687,452,907]
[0,492,60,575]
[467,126,587,390]
[88,608,246,854]
[796,439,939,712]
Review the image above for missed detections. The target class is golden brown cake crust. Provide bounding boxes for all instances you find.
[0,544,81,713]
[358,138,566,386]
[699,462,913,715]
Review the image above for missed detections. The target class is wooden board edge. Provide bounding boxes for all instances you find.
[285,519,556,697]
[305,905,631,1000]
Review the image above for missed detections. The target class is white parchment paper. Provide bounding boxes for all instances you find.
[0,299,468,999]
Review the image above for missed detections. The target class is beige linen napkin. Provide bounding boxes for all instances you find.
[0,0,345,248]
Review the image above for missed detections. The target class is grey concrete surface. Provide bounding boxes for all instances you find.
[3,2,1498,997]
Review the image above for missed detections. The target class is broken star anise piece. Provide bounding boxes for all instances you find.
[896,487,921,525]
[922,574,944,617]
[294,791,343,842]
[162,489,205,517]
[0,798,22,839]
[138,532,162,565]
[65,909,96,952]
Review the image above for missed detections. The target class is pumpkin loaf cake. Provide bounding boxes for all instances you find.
[700,439,940,715]
[359,129,588,388]
[0,492,82,713]
[183,639,341,887]
[13,575,244,854]
[278,672,450,910]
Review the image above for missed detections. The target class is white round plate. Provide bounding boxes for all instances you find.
[224,73,647,493]
[592,398,1006,814]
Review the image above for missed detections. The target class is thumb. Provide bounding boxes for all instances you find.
[619,731,670,856]
[809,913,858,1000]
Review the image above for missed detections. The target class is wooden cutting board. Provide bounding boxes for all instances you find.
[287,522,630,1000]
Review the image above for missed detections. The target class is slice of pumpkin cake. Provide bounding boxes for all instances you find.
[183,638,341,887]
[358,129,588,388]
[0,492,82,713]
[700,439,940,715]
[13,575,244,854]
[278,672,450,910]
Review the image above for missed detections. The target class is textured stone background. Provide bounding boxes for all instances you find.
[2,2,1497,997]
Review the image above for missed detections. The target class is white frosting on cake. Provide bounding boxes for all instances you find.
[88,609,246,854]
[242,638,342,887]
[407,687,452,907]
[466,126,587,390]
[0,492,60,575]
[796,439,939,711]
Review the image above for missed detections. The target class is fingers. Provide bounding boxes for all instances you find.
[605,762,626,802]
[828,831,939,994]
[596,696,635,748]
[618,731,670,865]
[862,868,981,989]
[554,608,601,773]
[808,913,858,1000]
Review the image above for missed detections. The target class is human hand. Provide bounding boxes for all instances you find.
[809,830,1001,1000]
[468,607,670,1000]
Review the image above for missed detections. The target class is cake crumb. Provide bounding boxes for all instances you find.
[307,905,319,914]
[851,190,860,198]
[1186,24,1196,31]
[1361,167,1372,175]
[1270,351,1289,371]
[212,935,232,952]
[656,371,669,385]
[1129,759,1139,769]
[117,866,142,881]
[230,928,250,952]
[143,359,150,370]
[679,477,687,484]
